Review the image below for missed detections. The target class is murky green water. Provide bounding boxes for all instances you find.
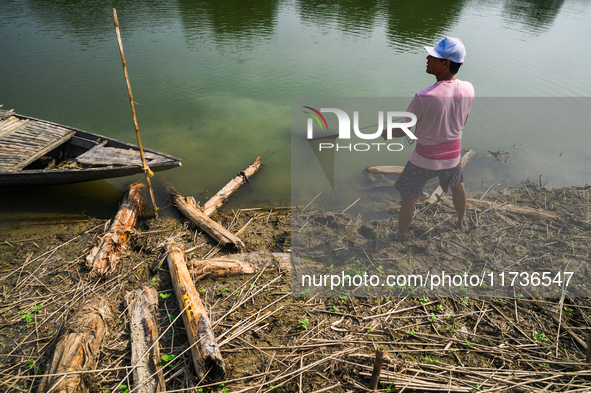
[0,0,590,226]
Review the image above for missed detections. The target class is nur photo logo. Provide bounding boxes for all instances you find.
[302,106,417,152]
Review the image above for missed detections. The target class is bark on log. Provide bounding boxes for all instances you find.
[171,193,244,249]
[86,182,144,275]
[364,165,405,175]
[202,155,262,217]
[186,252,292,278]
[166,240,226,381]
[445,198,557,220]
[427,148,477,204]
[39,296,115,393]
[126,285,166,393]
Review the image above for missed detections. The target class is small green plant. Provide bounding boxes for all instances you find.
[118,385,129,393]
[339,295,347,302]
[533,331,549,342]
[424,356,438,364]
[409,329,416,336]
[159,293,172,302]
[333,305,340,313]
[465,339,474,349]
[199,288,206,294]
[297,319,309,330]
[498,298,504,305]
[436,304,444,312]
[161,354,176,368]
[419,296,428,305]
[429,313,438,323]
[219,286,228,294]
[450,348,457,353]
[150,277,157,287]
[302,288,311,296]
[542,363,550,367]
[368,326,374,332]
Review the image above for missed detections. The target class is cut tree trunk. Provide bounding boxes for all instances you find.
[364,165,405,175]
[202,155,262,216]
[186,252,291,278]
[38,296,115,393]
[171,193,244,249]
[86,182,144,275]
[126,285,166,393]
[166,239,226,381]
[427,148,477,204]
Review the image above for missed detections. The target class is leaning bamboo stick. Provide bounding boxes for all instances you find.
[86,182,144,275]
[166,239,226,381]
[38,296,115,393]
[113,8,158,218]
[172,193,244,249]
[201,155,262,216]
[126,285,166,393]
[427,148,477,204]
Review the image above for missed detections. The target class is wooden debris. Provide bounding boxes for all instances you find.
[369,347,386,390]
[86,182,144,275]
[166,239,226,381]
[202,155,262,216]
[186,252,292,278]
[364,165,405,175]
[427,148,477,204]
[126,285,166,393]
[171,193,244,249]
[444,198,557,220]
[38,296,114,393]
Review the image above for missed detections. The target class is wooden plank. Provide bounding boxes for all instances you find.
[7,129,75,171]
[427,148,477,204]
[76,145,161,166]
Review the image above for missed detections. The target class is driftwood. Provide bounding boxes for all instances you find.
[166,240,226,381]
[126,285,166,393]
[427,148,477,204]
[364,165,405,175]
[186,252,292,278]
[39,296,115,393]
[446,198,558,220]
[202,155,262,216]
[171,193,244,249]
[86,182,144,275]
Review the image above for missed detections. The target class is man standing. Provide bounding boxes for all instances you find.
[384,37,475,242]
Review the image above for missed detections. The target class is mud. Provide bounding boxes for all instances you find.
[0,184,590,392]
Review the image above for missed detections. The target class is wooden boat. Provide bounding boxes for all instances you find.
[0,108,181,188]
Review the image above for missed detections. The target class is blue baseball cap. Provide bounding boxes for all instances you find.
[424,37,466,63]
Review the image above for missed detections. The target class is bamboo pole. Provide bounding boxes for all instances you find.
[202,155,262,216]
[166,239,226,381]
[126,285,166,393]
[369,347,386,390]
[113,8,159,218]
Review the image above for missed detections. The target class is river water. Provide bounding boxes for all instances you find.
[0,0,590,226]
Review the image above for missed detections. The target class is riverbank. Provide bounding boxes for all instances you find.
[1,184,591,392]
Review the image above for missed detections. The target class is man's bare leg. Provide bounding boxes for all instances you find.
[451,182,467,230]
[398,197,418,234]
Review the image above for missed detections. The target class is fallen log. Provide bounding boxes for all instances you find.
[427,148,477,204]
[166,239,226,381]
[446,198,557,220]
[126,285,166,393]
[186,252,291,278]
[171,193,244,249]
[364,165,405,175]
[202,155,262,216]
[39,296,115,393]
[86,182,144,275]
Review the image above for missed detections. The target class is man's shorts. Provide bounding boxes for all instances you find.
[394,161,464,199]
